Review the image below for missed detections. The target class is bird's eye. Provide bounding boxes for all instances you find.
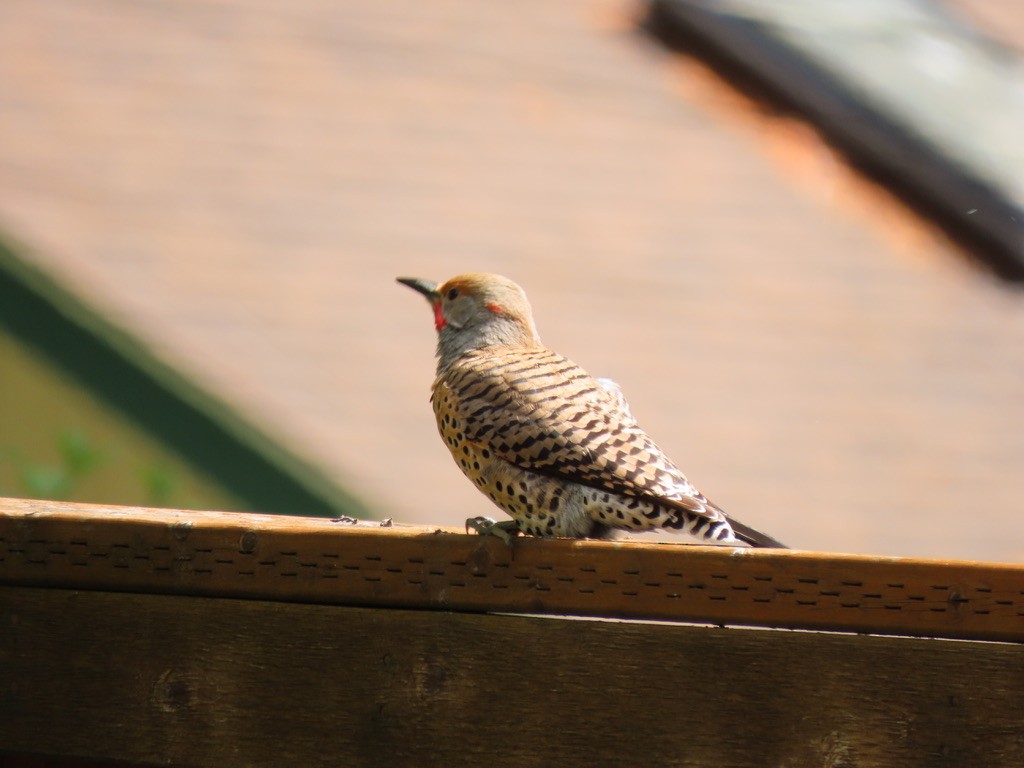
[447,287,459,300]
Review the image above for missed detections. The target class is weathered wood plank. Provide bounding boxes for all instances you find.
[2,498,1023,642]
[2,585,1022,768]
[0,754,146,767]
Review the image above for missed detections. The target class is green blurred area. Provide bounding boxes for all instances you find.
[0,327,243,510]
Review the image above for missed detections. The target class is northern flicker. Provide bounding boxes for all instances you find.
[398,273,786,548]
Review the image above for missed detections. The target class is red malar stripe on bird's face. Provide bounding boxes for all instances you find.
[433,301,447,331]
[485,303,505,314]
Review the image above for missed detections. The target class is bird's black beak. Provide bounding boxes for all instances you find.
[397,276,440,302]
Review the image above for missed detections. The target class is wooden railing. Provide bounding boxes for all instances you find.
[2,497,1022,767]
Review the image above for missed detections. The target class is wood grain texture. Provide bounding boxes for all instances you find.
[2,585,1023,768]
[2,498,1023,642]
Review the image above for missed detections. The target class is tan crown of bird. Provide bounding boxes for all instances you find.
[398,273,786,548]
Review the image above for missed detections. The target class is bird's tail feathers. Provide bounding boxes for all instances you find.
[728,517,788,549]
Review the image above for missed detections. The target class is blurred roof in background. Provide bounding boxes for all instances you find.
[0,0,1021,560]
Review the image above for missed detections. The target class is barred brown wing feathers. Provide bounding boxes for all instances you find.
[443,347,717,519]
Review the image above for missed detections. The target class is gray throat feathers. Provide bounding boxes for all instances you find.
[436,315,541,373]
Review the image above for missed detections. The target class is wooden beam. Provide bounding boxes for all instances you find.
[3,585,1022,768]
[2,497,1022,642]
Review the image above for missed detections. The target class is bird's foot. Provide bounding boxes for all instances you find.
[330,515,358,524]
[465,516,520,544]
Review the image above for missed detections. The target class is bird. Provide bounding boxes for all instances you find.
[397,273,786,548]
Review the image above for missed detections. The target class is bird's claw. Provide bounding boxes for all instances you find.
[330,515,358,524]
[465,516,520,544]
